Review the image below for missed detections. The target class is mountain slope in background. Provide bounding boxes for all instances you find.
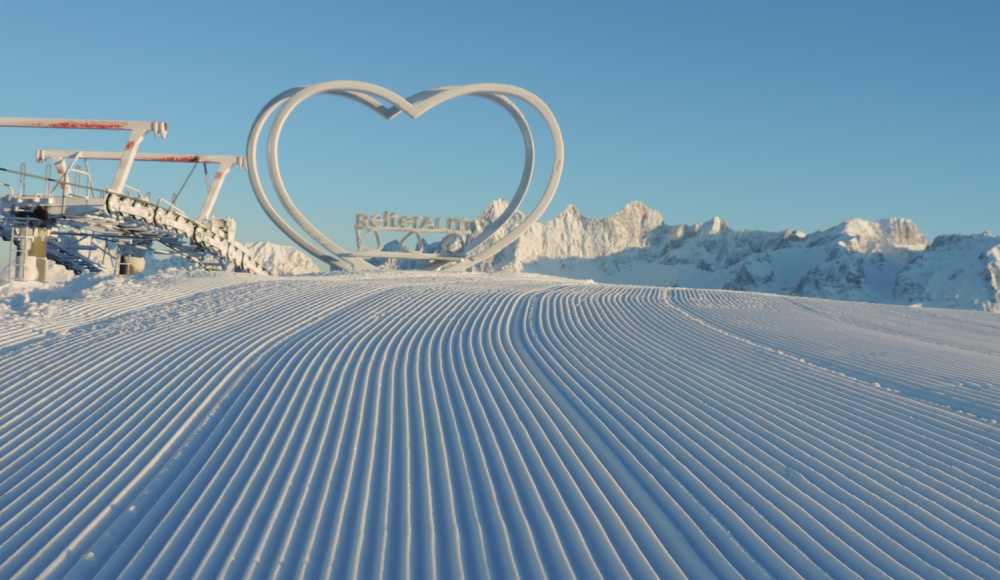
[443,200,999,312]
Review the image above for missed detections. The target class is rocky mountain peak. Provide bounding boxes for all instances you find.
[832,217,927,253]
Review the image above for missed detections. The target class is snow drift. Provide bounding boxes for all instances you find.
[142,242,320,277]
[243,241,322,275]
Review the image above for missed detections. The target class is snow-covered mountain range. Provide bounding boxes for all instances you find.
[139,200,998,312]
[426,200,999,312]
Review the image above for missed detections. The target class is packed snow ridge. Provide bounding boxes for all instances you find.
[1,270,999,579]
[380,199,999,312]
[243,241,322,275]
[140,241,322,276]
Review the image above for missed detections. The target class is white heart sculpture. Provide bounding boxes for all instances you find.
[247,81,564,272]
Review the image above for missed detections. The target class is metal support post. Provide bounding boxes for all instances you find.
[27,229,48,282]
[117,242,148,275]
[10,220,32,281]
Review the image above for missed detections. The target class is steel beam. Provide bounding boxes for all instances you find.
[0,117,167,194]
[37,150,246,219]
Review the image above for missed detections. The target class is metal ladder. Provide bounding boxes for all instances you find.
[7,216,33,282]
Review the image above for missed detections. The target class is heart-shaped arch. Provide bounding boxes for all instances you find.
[247,81,563,272]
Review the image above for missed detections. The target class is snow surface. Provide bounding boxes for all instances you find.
[12,242,321,283]
[3,258,76,284]
[1,270,999,579]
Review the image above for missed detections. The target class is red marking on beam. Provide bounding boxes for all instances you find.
[42,120,131,130]
[138,155,200,162]
[124,141,135,150]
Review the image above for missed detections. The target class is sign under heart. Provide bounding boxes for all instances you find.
[247,81,564,272]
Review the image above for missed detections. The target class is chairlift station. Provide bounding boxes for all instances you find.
[0,117,268,281]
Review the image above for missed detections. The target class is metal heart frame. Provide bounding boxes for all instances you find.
[247,81,564,272]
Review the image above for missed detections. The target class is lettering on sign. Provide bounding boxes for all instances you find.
[355,212,472,254]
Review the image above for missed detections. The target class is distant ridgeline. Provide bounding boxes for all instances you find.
[372,198,1000,313]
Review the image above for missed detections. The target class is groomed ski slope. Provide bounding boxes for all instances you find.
[2,271,1000,580]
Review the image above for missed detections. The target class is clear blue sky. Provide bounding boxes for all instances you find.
[1,0,997,267]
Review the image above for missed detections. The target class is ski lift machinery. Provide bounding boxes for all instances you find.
[0,117,269,281]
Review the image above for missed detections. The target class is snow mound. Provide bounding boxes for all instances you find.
[143,254,199,274]
[1,257,77,283]
[1,271,998,578]
[244,241,322,275]
[136,243,320,276]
